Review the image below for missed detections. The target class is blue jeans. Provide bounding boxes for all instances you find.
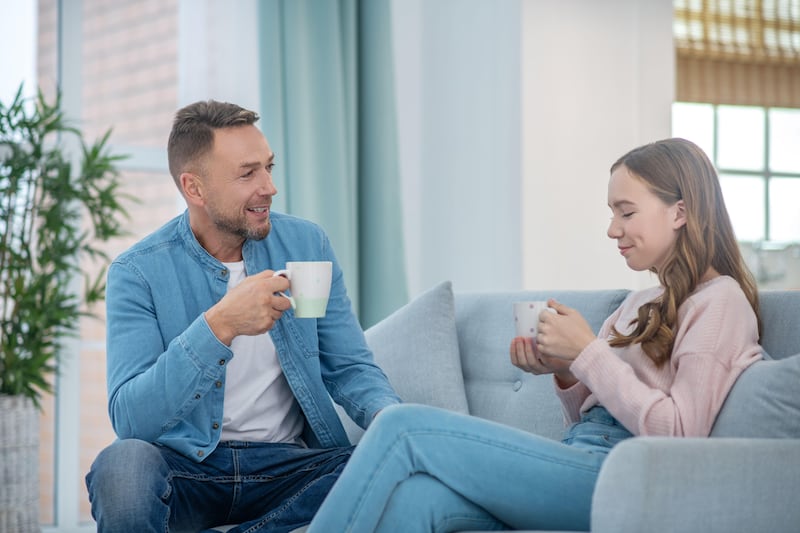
[85,439,353,533]
[308,404,633,533]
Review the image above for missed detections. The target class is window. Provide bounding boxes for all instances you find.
[672,103,800,244]
[30,1,180,530]
[673,1,800,289]
[673,0,800,109]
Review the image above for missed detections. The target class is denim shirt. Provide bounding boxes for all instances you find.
[105,210,401,462]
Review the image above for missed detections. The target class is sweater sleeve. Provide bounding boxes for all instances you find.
[569,278,762,437]
[554,378,592,425]
[554,294,628,424]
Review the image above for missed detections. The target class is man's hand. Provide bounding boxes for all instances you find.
[204,270,293,345]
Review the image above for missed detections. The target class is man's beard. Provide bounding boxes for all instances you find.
[209,204,271,241]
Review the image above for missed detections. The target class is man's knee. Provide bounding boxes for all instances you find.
[87,439,169,505]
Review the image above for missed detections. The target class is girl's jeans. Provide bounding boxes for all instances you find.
[308,403,633,533]
[85,439,353,533]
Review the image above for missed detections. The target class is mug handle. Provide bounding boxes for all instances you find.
[272,270,296,309]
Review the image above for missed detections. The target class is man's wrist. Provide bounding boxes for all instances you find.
[204,308,234,345]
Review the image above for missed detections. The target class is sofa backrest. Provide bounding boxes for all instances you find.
[454,289,629,440]
[758,290,800,360]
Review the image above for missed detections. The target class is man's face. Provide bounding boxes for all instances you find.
[200,125,277,243]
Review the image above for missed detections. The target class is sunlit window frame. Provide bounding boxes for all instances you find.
[675,101,800,245]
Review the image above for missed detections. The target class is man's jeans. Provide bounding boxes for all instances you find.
[86,439,353,533]
[308,404,634,533]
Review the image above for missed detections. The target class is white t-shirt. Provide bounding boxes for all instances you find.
[219,261,304,443]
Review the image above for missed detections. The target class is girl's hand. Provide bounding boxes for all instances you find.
[510,336,578,386]
[510,336,550,375]
[536,299,596,361]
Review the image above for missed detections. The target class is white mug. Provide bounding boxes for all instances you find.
[273,261,333,318]
[513,301,555,338]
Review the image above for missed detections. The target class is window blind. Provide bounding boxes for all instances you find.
[675,0,800,107]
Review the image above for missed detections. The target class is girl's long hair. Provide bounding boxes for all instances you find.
[608,138,761,366]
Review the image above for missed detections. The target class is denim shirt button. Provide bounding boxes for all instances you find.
[212,422,219,430]
[215,381,222,388]
[194,393,201,400]
[197,450,204,458]
[512,380,522,391]
[220,269,228,277]
[218,359,226,365]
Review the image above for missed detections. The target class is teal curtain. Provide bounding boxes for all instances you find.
[258,0,407,328]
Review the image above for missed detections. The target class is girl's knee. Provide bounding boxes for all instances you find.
[372,403,447,436]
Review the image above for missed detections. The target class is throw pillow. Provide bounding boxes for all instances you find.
[367,280,469,413]
[335,281,470,443]
[711,352,800,438]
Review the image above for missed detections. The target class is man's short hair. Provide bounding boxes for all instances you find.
[167,100,259,187]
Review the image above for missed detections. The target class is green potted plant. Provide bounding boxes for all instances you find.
[0,85,128,532]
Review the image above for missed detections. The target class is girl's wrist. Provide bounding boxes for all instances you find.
[554,372,578,389]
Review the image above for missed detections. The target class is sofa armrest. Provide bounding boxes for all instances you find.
[591,437,800,533]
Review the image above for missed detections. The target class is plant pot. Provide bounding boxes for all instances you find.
[0,394,40,533]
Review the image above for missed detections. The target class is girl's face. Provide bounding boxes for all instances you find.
[607,165,686,273]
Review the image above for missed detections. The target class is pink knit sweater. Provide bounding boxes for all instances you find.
[556,275,762,437]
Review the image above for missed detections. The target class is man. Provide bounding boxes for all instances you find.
[86,100,401,532]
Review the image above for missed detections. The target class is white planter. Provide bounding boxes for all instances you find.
[0,394,40,533]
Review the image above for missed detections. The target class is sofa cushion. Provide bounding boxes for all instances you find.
[368,280,469,411]
[335,281,469,443]
[711,352,800,438]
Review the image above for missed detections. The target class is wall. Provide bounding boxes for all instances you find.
[392,0,675,298]
[176,0,675,300]
[392,0,523,297]
[178,0,261,114]
[521,0,674,291]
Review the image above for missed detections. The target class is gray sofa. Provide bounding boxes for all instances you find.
[338,281,800,533]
